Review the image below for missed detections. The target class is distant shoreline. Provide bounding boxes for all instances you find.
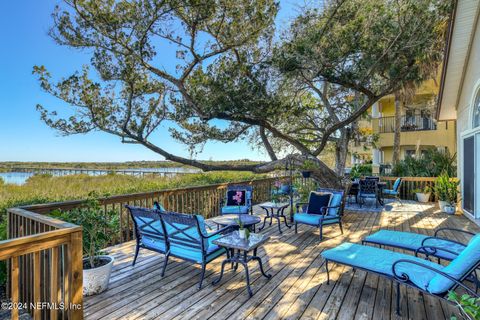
[0,160,264,171]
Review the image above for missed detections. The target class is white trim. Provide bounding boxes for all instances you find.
[469,79,480,129]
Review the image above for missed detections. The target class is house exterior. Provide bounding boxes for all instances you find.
[349,79,457,174]
[437,0,480,222]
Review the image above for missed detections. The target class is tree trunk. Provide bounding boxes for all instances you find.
[392,94,402,165]
[335,128,351,176]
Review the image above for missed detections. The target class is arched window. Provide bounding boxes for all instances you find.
[474,87,480,128]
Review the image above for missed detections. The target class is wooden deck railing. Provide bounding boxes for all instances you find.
[20,177,291,247]
[380,176,438,201]
[3,208,83,320]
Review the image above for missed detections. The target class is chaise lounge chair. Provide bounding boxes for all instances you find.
[322,234,480,315]
[362,227,476,262]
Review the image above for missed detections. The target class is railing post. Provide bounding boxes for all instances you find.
[69,229,83,320]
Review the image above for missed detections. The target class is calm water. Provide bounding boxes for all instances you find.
[0,167,200,185]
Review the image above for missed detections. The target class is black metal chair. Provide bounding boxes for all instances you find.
[358,179,379,208]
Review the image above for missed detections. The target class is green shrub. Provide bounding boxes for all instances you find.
[434,172,460,203]
[50,192,119,268]
[448,291,480,320]
[350,164,373,179]
[391,149,456,177]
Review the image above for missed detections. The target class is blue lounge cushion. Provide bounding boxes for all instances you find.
[427,234,480,294]
[322,242,443,291]
[221,206,249,214]
[364,230,465,261]
[294,213,339,226]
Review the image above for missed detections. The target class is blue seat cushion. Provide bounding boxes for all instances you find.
[383,189,398,195]
[428,234,480,294]
[221,206,249,214]
[322,242,443,291]
[294,213,339,226]
[364,230,465,261]
[170,233,225,263]
[141,236,167,253]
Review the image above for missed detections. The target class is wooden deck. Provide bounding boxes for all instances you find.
[84,202,479,320]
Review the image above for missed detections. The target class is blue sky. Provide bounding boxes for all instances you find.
[0,0,301,163]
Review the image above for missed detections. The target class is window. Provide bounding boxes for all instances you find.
[405,150,416,158]
[474,88,480,128]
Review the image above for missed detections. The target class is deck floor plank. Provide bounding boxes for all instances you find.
[84,203,477,320]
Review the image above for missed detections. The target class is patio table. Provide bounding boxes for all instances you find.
[210,214,261,232]
[212,231,271,297]
[258,202,291,233]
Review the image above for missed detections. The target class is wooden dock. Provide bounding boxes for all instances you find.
[84,203,477,320]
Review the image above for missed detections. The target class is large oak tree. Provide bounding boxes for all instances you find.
[34,0,451,187]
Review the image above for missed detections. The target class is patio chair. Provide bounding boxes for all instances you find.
[153,201,167,212]
[220,185,253,215]
[362,227,476,262]
[126,206,168,269]
[294,188,345,241]
[322,234,480,315]
[382,178,403,204]
[160,211,231,289]
[358,179,379,208]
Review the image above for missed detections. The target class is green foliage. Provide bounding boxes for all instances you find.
[293,180,318,204]
[448,291,480,320]
[50,192,119,269]
[350,164,373,179]
[434,172,460,203]
[300,160,317,171]
[412,185,432,194]
[391,149,456,177]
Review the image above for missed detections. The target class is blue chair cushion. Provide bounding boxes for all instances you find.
[307,192,332,215]
[328,193,342,216]
[221,206,249,214]
[226,189,247,206]
[322,242,443,291]
[170,233,225,263]
[383,189,399,195]
[393,178,401,191]
[364,230,465,261]
[428,234,480,294]
[294,213,339,226]
[141,236,167,252]
[153,202,167,212]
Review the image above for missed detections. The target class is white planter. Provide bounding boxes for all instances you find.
[238,229,246,239]
[438,200,449,212]
[83,255,114,296]
[415,192,431,203]
[444,205,456,215]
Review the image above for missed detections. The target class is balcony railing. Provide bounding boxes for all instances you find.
[375,115,437,133]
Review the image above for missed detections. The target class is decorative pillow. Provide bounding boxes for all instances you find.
[226,190,247,206]
[307,192,332,215]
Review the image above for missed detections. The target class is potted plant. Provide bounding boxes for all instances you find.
[412,185,432,203]
[236,218,249,239]
[51,192,118,296]
[300,160,317,178]
[448,291,480,320]
[434,172,460,213]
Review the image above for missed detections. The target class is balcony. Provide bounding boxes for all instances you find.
[375,115,437,133]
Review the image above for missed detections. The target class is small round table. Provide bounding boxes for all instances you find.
[210,214,261,232]
[258,202,291,233]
